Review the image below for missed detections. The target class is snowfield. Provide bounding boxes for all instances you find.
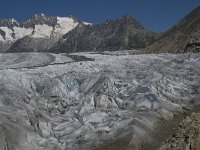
[0,16,79,43]
[0,52,199,150]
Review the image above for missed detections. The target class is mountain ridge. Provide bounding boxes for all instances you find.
[0,13,162,53]
[0,13,84,52]
[144,6,200,53]
[48,14,161,53]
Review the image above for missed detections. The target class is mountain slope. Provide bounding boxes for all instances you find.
[0,14,82,52]
[144,6,200,53]
[49,15,161,53]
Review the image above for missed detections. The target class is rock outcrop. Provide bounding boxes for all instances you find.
[159,112,200,150]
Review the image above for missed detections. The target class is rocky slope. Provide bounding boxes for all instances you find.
[0,51,199,150]
[159,112,200,150]
[144,6,200,53]
[0,14,83,52]
[48,15,161,53]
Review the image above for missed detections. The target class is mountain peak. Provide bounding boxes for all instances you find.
[0,18,19,28]
[123,13,133,19]
[32,13,47,19]
[24,13,57,27]
[29,13,50,22]
[102,14,144,29]
[118,13,144,29]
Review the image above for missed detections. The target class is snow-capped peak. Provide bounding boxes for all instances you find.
[0,14,92,52]
[0,14,85,42]
[11,18,17,23]
[32,13,46,18]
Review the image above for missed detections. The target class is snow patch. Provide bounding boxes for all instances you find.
[83,22,92,25]
[11,18,18,24]
[55,17,78,35]
[13,27,33,39]
[32,25,53,38]
[0,27,13,41]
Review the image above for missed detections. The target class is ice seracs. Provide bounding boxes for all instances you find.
[0,51,199,150]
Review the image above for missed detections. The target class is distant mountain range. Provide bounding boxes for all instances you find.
[0,14,88,52]
[0,14,161,53]
[49,14,161,53]
[144,6,200,53]
[0,6,200,53]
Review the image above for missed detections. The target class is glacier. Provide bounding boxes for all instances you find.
[0,51,199,150]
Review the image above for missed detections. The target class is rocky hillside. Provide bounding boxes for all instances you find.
[159,112,200,150]
[48,14,161,53]
[144,6,200,53]
[0,14,83,52]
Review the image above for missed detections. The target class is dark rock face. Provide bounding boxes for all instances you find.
[22,14,58,28]
[0,29,6,39]
[0,19,19,29]
[0,14,57,29]
[49,15,161,53]
[8,36,53,52]
[184,34,200,53]
[145,6,200,53]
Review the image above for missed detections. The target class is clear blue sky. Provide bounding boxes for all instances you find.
[0,0,200,32]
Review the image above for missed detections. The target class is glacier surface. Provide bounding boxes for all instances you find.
[0,52,199,150]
